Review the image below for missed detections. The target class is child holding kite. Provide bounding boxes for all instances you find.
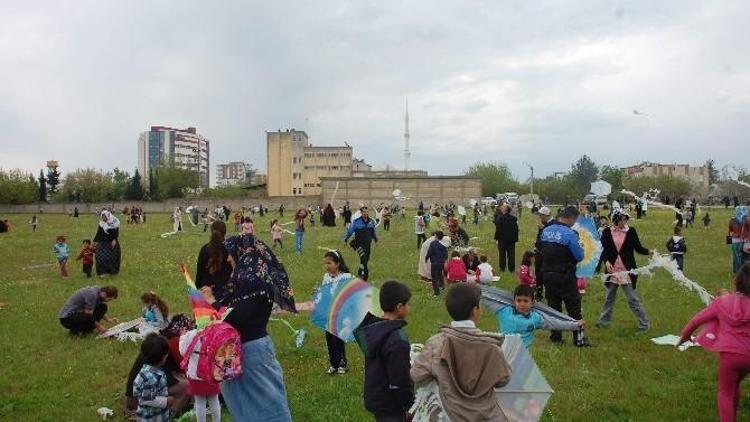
[678,264,750,422]
[317,250,352,374]
[141,291,170,330]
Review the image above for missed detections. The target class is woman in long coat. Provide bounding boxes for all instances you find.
[94,210,121,276]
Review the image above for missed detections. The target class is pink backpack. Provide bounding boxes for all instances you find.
[181,322,243,384]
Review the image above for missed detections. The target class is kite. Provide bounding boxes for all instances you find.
[621,189,683,216]
[600,253,713,306]
[309,274,378,342]
[179,263,230,329]
[410,335,553,422]
[572,215,602,279]
[481,286,584,336]
[97,317,159,342]
[269,318,307,348]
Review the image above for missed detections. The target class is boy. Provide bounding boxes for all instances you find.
[476,254,495,284]
[425,231,449,296]
[354,281,414,422]
[415,210,427,249]
[666,226,687,271]
[411,283,511,421]
[495,284,584,348]
[76,239,95,278]
[133,333,174,422]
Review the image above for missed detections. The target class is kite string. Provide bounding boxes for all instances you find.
[600,253,714,306]
[735,179,750,189]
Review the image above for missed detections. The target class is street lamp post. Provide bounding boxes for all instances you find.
[524,162,535,197]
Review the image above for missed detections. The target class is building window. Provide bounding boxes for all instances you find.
[292,188,297,195]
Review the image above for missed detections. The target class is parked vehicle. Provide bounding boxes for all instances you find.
[480,196,498,206]
[496,192,520,205]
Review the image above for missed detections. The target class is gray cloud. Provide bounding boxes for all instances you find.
[1,0,748,183]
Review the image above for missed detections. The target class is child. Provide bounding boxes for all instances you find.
[678,264,750,422]
[76,239,95,278]
[241,217,254,236]
[495,284,585,348]
[319,250,351,374]
[445,251,468,284]
[271,219,283,248]
[354,281,414,422]
[309,209,316,227]
[202,211,209,233]
[475,254,495,284]
[411,283,511,421]
[141,292,169,329]
[685,208,694,228]
[233,212,242,232]
[666,226,687,271]
[703,212,711,228]
[133,333,174,421]
[425,231,449,296]
[179,329,221,422]
[382,209,392,231]
[518,251,536,287]
[29,215,39,232]
[52,235,70,278]
[415,210,427,249]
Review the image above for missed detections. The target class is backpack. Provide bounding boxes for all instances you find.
[181,322,243,384]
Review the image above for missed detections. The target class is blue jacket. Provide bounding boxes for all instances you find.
[495,306,544,347]
[344,216,378,244]
[537,221,584,275]
[425,240,448,265]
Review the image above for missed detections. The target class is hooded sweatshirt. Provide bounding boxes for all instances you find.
[681,293,750,356]
[411,325,511,422]
[353,313,414,417]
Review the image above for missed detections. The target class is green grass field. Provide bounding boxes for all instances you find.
[0,209,744,421]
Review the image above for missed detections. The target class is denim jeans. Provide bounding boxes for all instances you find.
[731,242,744,274]
[597,283,650,329]
[295,229,304,253]
[221,336,292,422]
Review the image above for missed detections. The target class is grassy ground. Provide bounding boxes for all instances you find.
[0,208,744,421]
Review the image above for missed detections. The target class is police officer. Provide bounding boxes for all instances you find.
[537,206,587,346]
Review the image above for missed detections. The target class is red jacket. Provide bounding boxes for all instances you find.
[77,246,95,265]
[445,258,468,281]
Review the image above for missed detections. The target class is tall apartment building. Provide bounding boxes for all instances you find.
[266,129,353,196]
[137,126,210,188]
[216,161,252,187]
[622,162,709,189]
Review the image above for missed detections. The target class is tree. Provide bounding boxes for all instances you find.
[154,164,199,199]
[109,168,130,201]
[569,155,599,194]
[38,170,47,203]
[124,169,145,200]
[47,166,61,194]
[0,169,39,204]
[706,159,719,185]
[600,165,625,191]
[59,169,115,203]
[148,168,159,200]
[534,175,580,204]
[464,161,520,196]
[622,175,694,201]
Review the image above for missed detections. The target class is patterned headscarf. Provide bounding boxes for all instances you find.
[220,234,297,313]
[99,210,120,233]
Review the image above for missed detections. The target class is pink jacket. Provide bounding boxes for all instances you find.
[445,258,468,281]
[518,265,536,286]
[681,293,750,356]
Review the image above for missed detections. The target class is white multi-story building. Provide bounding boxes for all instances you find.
[137,126,210,188]
[216,161,252,187]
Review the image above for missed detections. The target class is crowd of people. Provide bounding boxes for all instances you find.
[3,195,750,421]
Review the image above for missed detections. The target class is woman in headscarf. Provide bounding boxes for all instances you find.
[199,233,296,422]
[94,210,121,276]
[596,209,652,330]
[195,220,232,290]
[172,207,183,232]
[322,203,336,227]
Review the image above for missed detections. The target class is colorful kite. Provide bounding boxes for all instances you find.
[572,215,602,279]
[179,263,230,329]
[309,274,377,342]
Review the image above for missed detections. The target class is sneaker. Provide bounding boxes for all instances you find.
[326,366,337,375]
[337,367,348,374]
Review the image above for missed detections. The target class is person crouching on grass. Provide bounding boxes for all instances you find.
[411,283,511,421]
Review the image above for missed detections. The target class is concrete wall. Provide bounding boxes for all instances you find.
[319,176,482,207]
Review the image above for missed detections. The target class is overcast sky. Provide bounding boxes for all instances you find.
[1,1,748,184]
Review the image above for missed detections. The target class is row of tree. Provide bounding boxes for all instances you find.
[0,164,202,204]
[464,156,735,203]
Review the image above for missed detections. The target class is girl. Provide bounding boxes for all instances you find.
[180,329,222,422]
[52,235,70,278]
[141,291,169,329]
[271,219,283,248]
[294,208,307,255]
[234,212,242,232]
[518,251,536,287]
[317,250,352,374]
[29,215,39,232]
[597,209,652,330]
[678,264,750,422]
[241,217,255,235]
[445,251,468,284]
